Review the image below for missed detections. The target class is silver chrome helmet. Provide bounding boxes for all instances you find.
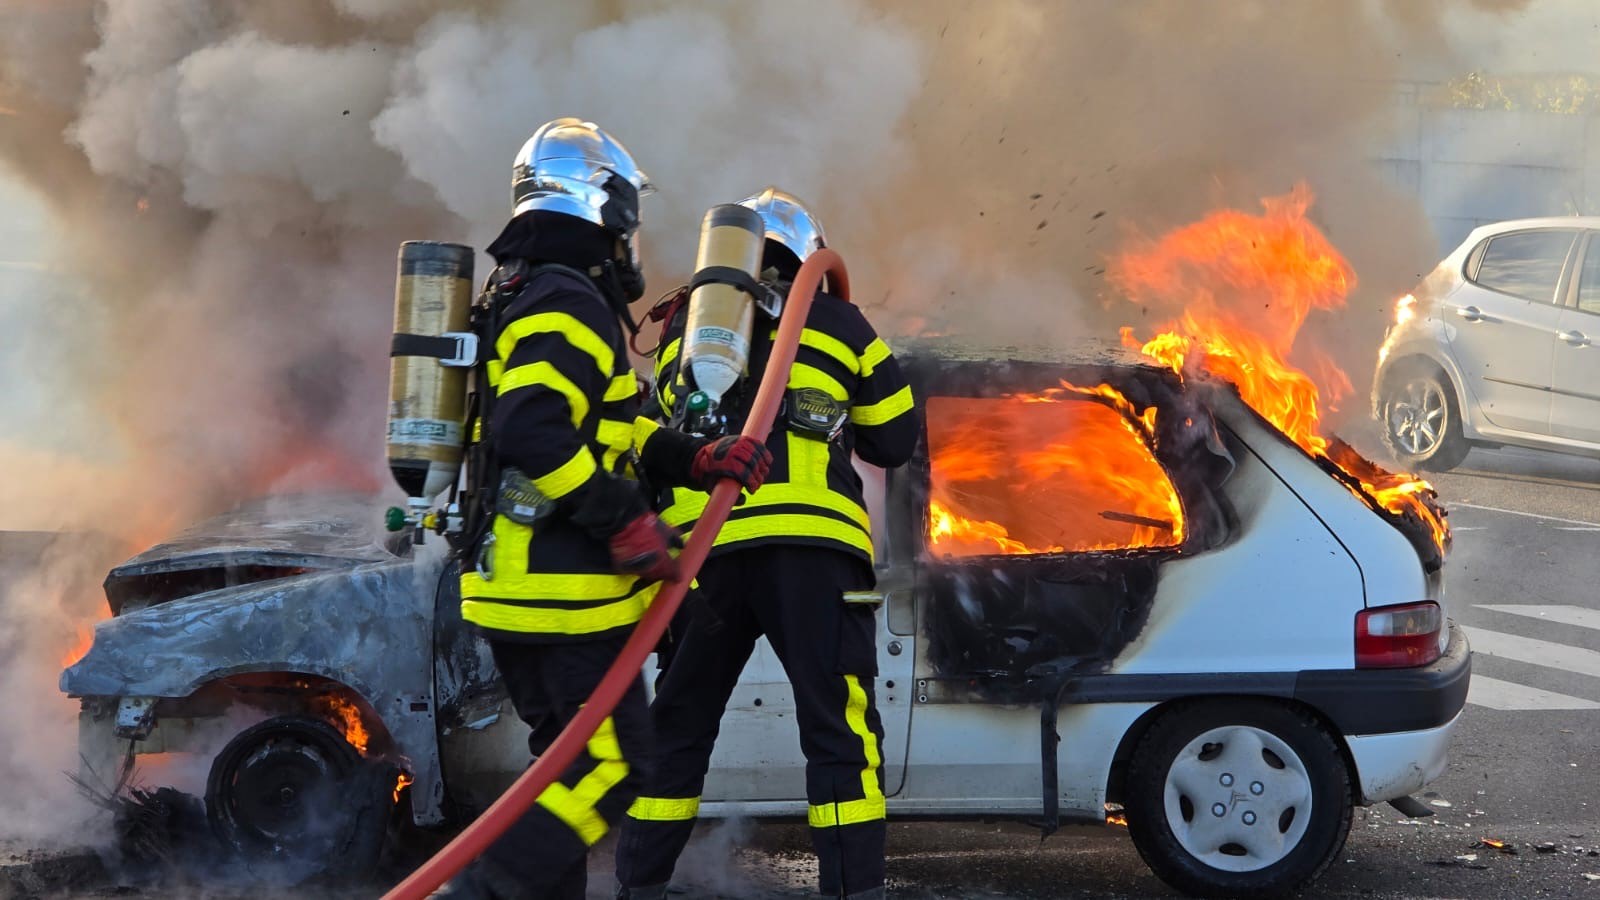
[738,186,826,264]
[511,118,654,238]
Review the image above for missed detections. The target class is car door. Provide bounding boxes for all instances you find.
[1550,231,1600,444]
[700,461,915,802]
[1444,228,1577,435]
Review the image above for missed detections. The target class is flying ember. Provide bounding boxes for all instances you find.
[1112,184,1450,554]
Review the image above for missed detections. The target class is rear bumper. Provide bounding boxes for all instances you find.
[1293,622,1471,736]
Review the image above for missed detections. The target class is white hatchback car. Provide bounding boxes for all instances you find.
[63,343,1467,899]
[1375,216,1600,470]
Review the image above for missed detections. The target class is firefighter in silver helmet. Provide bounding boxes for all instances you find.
[432,119,771,899]
[615,188,917,900]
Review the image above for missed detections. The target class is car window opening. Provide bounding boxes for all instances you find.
[924,393,1184,557]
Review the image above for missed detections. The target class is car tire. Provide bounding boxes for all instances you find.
[1380,364,1469,471]
[206,715,394,883]
[1123,699,1353,899]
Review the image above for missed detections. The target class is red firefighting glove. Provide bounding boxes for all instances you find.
[689,436,773,493]
[608,511,683,583]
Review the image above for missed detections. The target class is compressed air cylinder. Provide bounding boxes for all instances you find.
[388,241,474,501]
[681,204,766,406]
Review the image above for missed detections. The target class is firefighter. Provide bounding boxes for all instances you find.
[435,120,771,899]
[614,188,918,900]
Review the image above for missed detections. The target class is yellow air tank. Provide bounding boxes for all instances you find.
[681,203,766,409]
[387,241,475,502]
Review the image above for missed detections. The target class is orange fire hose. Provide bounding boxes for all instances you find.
[384,248,850,899]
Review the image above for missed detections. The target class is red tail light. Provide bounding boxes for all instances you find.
[1355,601,1442,669]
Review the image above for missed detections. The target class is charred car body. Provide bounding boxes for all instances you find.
[62,343,1469,898]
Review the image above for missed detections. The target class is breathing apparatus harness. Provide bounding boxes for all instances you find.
[660,271,846,444]
[453,255,646,577]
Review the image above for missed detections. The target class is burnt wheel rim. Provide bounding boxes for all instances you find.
[1387,378,1447,456]
[1162,725,1313,873]
[209,718,356,855]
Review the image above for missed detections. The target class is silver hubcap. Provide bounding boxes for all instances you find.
[1387,378,1447,456]
[1163,725,1313,872]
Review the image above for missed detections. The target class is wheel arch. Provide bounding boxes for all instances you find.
[1376,351,1479,439]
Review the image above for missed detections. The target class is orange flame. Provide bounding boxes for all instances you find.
[1106,813,1129,827]
[62,621,97,667]
[926,384,1183,556]
[393,772,414,804]
[316,694,370,754]
[1112,185,1449,554]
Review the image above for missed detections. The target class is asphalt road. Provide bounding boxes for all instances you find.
[573,443,1600,900]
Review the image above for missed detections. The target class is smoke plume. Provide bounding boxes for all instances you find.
[0,0,1548,852]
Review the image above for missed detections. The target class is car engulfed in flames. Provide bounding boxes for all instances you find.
[55,185,1464,897]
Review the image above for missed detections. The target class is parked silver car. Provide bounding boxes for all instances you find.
[1375,216,1600,469]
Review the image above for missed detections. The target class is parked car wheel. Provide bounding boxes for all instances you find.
[1380,364,1469,471]
[1124,700,1353,899]
[206,715,391,881]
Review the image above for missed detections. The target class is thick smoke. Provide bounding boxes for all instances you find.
[0,0,1547,852]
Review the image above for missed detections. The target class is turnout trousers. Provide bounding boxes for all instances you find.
[615,545,887,899]
[476,635,652,899]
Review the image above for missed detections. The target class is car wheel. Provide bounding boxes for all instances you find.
[206,715,393,882]
[1381,366,1469,471]
[1124,700,1353,899]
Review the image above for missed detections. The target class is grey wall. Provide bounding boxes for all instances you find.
[1376,86,1600,252]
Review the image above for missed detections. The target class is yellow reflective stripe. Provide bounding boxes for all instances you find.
[536,783,608,844]
[657,338,681,372]
[850,385,913,426]
[712,514,872,559]
[598,418,634,472]
[459,588,656,634]
[788,363,848,402]
[461,558,655,601]
[859,339,892,378]
[787,431,829,486]
[486,359,504,387]
[597,419,634,450]
[531,446,597,499]
[628,795,701,822]
[606,372,637,402]
[498,312,615,380]
[771,328,858,375]
[632,415,661,448]
[810,673,886,829]
[808,795,886,828]
[659,483,869,532]
[656,339,681,409]
[534,712,630,845]
[498,362,588,427]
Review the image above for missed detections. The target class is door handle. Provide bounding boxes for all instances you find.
[1456,305,1484,322]
[1560,330,1590,347]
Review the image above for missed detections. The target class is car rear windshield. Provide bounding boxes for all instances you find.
[1470,229,1577,303]
[924,395,1182,556]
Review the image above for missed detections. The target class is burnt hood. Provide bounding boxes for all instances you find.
[104,493,399,614]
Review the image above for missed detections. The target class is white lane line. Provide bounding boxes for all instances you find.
[1478,605,1600,633]
[1468,675,1600,711]
[1463,626,1600,679]
[1451,502,1600,529]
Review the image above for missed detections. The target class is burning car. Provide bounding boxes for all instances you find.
[61,339,1466,898]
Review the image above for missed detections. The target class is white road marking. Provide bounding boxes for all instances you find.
[1468,675,1600,711]
[1477,605,1600,633]
[1463,626,1600,680]
[1451,502,1600,529]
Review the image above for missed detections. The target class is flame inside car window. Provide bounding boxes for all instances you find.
[925,393,1183,556]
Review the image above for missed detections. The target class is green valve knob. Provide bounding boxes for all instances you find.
[686,390,711,414]
[384,506,408,532]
